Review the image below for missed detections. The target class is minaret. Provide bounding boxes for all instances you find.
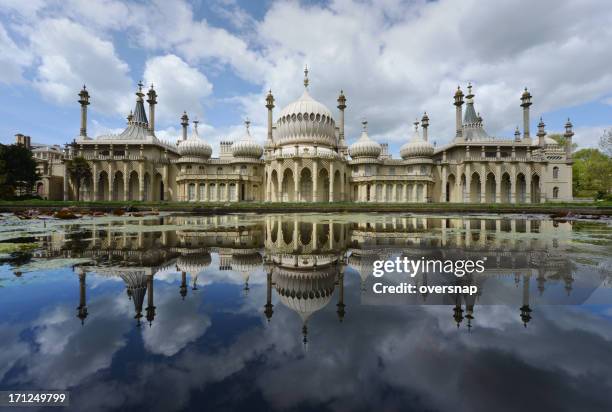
[514,126,521,142]
[181,111,189,141]
[145,275,156,327]
[336,264,346,322]
[453,86,464,140]
[146,84,157,135]
[537,117,546,147]
[520,275,532,327]
[564,118,574,159]
[265,89,275,150]
[421,112,429,142]
[78,85,90,137]
[520,88,532,143]
[180,271,187,300]
[337,90,347,153]
[77,269,88,325]
[264,268,274,322]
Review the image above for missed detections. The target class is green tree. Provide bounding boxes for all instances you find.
[599,129,612,157]
[572,148,612,198]
[549,133,577,152]
[65,156,91,201]
[0,144,39,199]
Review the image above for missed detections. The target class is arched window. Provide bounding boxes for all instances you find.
[553,187,559,199]
[553,166,559,179]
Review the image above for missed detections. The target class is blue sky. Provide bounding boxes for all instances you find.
[0,0,611,156]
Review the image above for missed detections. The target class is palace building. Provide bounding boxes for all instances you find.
[33,68,574,203]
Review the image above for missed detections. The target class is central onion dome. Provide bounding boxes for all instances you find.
[400,120,434,159]
[349,121,381,159]
[176,253,212,274]
[274,67,337,148]
[232,119,263,158]
[178,119,212,159]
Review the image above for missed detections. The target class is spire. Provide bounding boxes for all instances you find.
[193,118,199,136]
[131,81,148,126]
[514,126,521,142]
[245,117,251,135]
[303,65,309,89]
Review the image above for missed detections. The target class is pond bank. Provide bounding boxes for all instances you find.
[1,200,611,216]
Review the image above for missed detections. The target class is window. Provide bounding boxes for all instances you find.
[553,187,559,199]
[389,167,395,175]
[217,167,223,174]
[553,167,559,179]
[420,165,427,175]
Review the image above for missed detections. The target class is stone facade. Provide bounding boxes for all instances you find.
[37,73,573,203]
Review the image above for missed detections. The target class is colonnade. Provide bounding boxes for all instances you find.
[177,181,261,202]
[352,182,429,202]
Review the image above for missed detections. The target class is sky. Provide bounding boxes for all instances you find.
[0,0,611,157]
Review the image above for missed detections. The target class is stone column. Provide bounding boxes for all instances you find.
[162,165,169,201]
[225,182,230,202]
[441,168,447,202]
[294,164,300,202]
[525,172,532,204]
[63,163,69,201]
[329,163,335,202]
[313,160,319,202]
[123,164,129,201]
[92,163,98,201]
[495,167,501,204]
[464,164,471,202]
[108,163,114,201]
[412,184,417,202]
[424,183,429,202]
[139,163,145,201]
[340,169,345,201]
[481,166,487,203]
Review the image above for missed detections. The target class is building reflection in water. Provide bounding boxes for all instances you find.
[28,214,608,342]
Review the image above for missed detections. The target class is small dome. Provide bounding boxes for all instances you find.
[349,121,381,159]
[232,119,263,158]
[176,253,212,274]
[178,120,212,159]
[400,121,434,159]
[231,252,262,272]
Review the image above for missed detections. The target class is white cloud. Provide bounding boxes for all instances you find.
[143,54,213,125]
[29,18,132,116]
[0,22,32,84]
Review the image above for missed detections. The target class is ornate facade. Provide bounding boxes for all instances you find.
[37,69,574,203]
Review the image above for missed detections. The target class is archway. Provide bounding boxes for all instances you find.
[208,183,217,201]
[501,173,511,203]
[531,174,541,203]
[397,184,403,202]
[516,173,526,203]
[416,184,423,202]
[470,173,481,203]
[187,183,196,201]
[113,171,124,201]
[333,170,341,202]
[281,169,295,202]
[318,168,329,202]
[128,171,139,201]
[143,173,151,201]
[153,173,163,201]
[270,170,279,202]
[385,184,392,202]
[375,184,382,202]
[353,185,358,201]
[229,183,237,201]
[98,171,109,201]
[485,173,496,203]
[300,168,313,202]
[447,174,456,202]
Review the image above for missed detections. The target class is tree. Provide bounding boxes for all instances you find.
[572,148,612,198]
[65,156,91,201]
[0,144,39,199]
[548,133,577,152]
[599,129,612,157]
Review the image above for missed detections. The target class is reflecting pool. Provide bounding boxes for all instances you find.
[1,212,611,411]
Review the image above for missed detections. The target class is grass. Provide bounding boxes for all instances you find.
[0,199,611,213]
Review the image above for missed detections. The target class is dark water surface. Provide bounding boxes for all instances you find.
[0,212,611,412]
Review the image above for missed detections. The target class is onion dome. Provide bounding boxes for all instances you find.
[178,120,212,159]
[176,253,212,274]
[272,268,337,322]
[400,120,434,159]
[274,66,337,148]
[231,252,263,273]
[349,121,381,159]
[232,119,263,158]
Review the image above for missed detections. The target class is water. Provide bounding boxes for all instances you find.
[0,212,611,412]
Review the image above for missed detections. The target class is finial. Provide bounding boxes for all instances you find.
[303,65,309,89]
[245,117,251,134]
[138,81,143,92]
[362,120,368,132]
[414,119,419,131]
[82,84,87,90]
[150,83,154,89]
[193,118,199,133]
